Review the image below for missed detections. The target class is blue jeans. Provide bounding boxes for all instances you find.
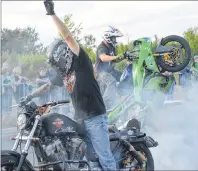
[84,114,116,171]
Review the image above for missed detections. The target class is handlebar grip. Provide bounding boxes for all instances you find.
[42,100,71,107]
[57,100,71,104]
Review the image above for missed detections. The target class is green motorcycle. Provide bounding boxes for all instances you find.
[108,35,191,132]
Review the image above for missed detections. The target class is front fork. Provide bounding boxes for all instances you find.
[11,115,41,171]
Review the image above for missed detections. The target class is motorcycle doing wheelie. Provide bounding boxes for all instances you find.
[1,98,158,171]
[106,35,191,132]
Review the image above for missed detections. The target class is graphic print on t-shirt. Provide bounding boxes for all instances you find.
[64,71,76,94]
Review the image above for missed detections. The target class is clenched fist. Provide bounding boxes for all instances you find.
[43,0,55,15]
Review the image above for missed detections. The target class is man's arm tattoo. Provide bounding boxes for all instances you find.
[31,82,55,98]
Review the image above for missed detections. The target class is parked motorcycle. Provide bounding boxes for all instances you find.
[1,98,158,171]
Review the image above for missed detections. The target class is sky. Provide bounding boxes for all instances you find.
[2,1,198,46]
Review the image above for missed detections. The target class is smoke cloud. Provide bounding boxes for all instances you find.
[149,83,198,170]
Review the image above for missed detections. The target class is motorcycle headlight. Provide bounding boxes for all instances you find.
[17,114,27,130]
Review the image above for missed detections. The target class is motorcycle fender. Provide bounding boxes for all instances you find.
[130,136,158,148]
[1,150,34,170]
[2,150,22,159]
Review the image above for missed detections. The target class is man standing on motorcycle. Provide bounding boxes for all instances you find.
[95,26,125,110]
[25,1,116,170]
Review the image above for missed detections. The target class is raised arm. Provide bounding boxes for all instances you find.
[43,0,80,56]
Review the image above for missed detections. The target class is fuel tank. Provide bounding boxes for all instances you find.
[40,113,84,137]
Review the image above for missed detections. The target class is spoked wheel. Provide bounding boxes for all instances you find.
[156,35,191,72]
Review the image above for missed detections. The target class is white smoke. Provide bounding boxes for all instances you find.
[149,83,198,170]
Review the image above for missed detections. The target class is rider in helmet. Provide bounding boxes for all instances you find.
[95,26,125,110]
[25,1,116,170]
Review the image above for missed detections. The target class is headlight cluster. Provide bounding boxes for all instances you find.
[17,114,27,130]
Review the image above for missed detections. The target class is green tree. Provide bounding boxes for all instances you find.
[82,46,96,63]
[83,34,96,49]
[1,26,47,79]
[183,27,198,56]
[1,26,45,54]
[116,42,129,54]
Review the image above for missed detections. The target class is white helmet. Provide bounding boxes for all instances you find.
[103,26,123,47]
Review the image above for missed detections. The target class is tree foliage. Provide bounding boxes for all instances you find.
[82,45,96,63]
[183,27,198,56]
[116,42,129,54]
[83,34,96,49]
[1,26,47,79]
[1,26,45,54]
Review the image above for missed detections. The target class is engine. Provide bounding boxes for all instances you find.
[43,137,83,170]
[42,138,68,170]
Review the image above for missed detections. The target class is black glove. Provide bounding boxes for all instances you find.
[124,51,132,58]
[113,54,125,63]
[43,0,55,15]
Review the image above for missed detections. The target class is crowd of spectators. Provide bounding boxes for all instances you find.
[1,66,69,114]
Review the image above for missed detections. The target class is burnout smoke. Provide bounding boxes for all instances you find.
[148,83,198,170]
[116,81,198,170]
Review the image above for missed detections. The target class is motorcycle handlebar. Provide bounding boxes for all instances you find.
[43,100,71,107]
[124,50,140,61]
[56,100,71,104]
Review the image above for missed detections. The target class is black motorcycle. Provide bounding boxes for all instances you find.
[1,98,158,171]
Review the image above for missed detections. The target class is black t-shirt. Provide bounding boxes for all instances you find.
[95,41,116,73]
[51,47,106,120]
